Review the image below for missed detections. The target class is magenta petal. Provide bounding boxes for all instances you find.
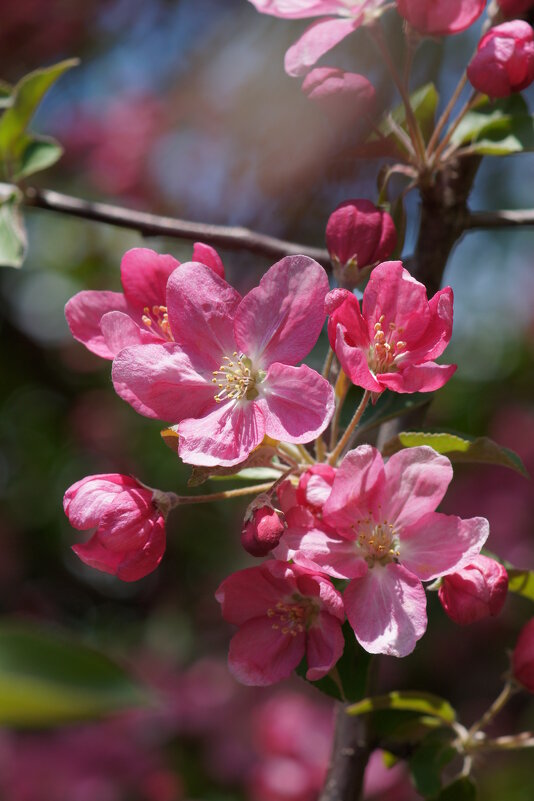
[246,0,350,20]
[378,362,457,393]
[334,325,382,392]
[323,445,385,530]
[344,564,427,657]
[284,16,362,77]
[405,287,454,364]
[192,242,225,278]
[362,261,430,343]
[115,522,166,582]
[72,535,123,576]
[120,248,180,315]
[327,290,369,350]
[100,311,145,355]
[306,613,344,680]
[400,512,489,581]
[277,528,368,580]
[178,400,266,467]
[382,446,453,529]
[112,342,215,421]
[258,363,334,443]
[65,290,128,359]
[63,474,135,529]
[216,563,294,626]
[228,617,305,686]
[234,256,329,368]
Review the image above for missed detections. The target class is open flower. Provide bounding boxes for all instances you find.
[216,561,345,685]
[277,445,489,656]
[64,474,169,581]
[246,1,388,77]
[112,256,335,467]
[327,261,456,395]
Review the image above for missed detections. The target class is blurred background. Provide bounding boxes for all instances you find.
[0,0,534,799]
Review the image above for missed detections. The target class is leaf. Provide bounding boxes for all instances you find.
[356,391,432,438]
[0,81,12,110]
[0,623,146,727]
[450,95,534,156]
[382,431,528,478]
[209,467,282,483]
[508,569,534,602]
[347,691,456,723]
[409,730,457,797]
[187,445,279,487]
[13,134,63,180]
[378,83,439,147]
[0,191,27,268]
[432,777,478,801]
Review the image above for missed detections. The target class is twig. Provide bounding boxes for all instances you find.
[465,209,534,229]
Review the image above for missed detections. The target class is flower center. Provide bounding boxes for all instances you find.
[367,314,406,374]
[267,597,318,637]
[141,305,172,340]
[212,352,259,404]
[353,514,399,566]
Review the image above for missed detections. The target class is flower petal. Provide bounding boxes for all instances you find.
[306,612,345,680]
[64,474,135,529]
[192,242,225,278]
[216,563,295,626]
[382,446,453,529]
[285,17,362,77]
[65,290,128,359]
[362,261,430,344]
[276,527,368,579]
[100,310,145,355]
[246,0,350,19]
[114,520,166,581]
[334,324,383,392]
[228,617,305,686]
[402,287,454,364]
[323,445,385,530]
[378,362,457,393]
[120,248,180,316]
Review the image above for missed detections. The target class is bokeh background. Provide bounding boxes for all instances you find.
[0,1,534,799]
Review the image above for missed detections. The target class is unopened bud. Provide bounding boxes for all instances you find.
[241,495,286,557]
[467,21,534,98]
[438,555,508,625]
[498,0,534,18]
[513,618,534,692]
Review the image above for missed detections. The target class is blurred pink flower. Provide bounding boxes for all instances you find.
[513,618,534,692]
[467,20,534,98]
[396,0,486,35]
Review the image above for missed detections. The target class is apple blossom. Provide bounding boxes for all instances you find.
[327,260,456,395]
[467,21,534,98]
[242,496,286,557]
[112,255,335,467]
[438,555,508,625]
[301,68,376,119]
[216,560,345,685]
[513,618,534,692]
[276,445,489,656]
[396,0,486,36]
[64,474,170,581]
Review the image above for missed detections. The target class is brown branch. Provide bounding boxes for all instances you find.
[1,183,331,267]
[319,704,372,801]
[465,209,534,230]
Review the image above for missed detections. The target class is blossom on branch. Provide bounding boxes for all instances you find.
[467,20,534,98]
[513,618,534,692]
[396,0,486,36]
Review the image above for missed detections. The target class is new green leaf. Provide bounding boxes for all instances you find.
[508,569,534,603]
[0,191,27,268]
[347,691,456,723]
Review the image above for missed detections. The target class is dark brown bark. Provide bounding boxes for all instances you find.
[319,705,372,801]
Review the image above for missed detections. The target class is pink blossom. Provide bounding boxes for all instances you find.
[246,1,388,77]
[396,0,486,36]
[216,561,345,685]
[112,256,335,467]
[327,261,456,395]
[65,245,224,360]
[301,68,376,118]
[64,474,168,581]
[438,555,508,625]
[278,445,489,657]
[512,618,534,692]
[467,21,534,98]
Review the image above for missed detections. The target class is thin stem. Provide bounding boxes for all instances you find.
[170,481,276,506]
[322,347,335,381]
[431,90,480,166]
[275,446,299,470]
[468,681,517,740]
[329,372,351,452]
[296,444,316,465]
[328,390,372,466]
[427,73,468,156]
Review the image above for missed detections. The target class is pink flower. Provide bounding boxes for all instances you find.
[327,261,456,395]
[112,256,335,467]
[65,245,224,360]
[396,0,486,36]
[242,497,286,557]
[467,21,534,98]
[215,561,345,685]
[512,618,534,692]
[438,555,508,625]
[498,0,534,16]
[64,474,168,581]
[301,68,376,118]
[246,0,388,77]
[277,445,489,656]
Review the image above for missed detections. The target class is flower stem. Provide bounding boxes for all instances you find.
[169,481,276,506]
[328,390,372,466]
[468,681,517,740]
[431,90,481,166]
[427,73,468,156]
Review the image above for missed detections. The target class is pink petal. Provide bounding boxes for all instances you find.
[178,399,266,467]
[228,617,305,686]
[166,263,241,369]
[362,262,430,344]
[403,287,454,364]
[72,534,123,576]
[120,248,180,316]
[306,612,345,680]
[285,17,362,77]
[247,0,350,19]
[327,289,369,350]
[276,527,368,579]
[257,363,334,443]
[382,446,453,529]
[297,572,345,619]
[65,290,128,359]
[100,311,145,356]
[112,342,216,421]
[334,324,383,392]
[64,474,136,529]
[400,512,489,581]
[378,362,457,393]
[234,256,329,368]
[192,242,225,279]
[323,445,385,530]
[216,563,295,626]
[344,564,427,657]
[115,520,166,581]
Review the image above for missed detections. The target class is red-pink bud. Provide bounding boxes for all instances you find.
[498,0,534,17]
[241,503,286,557]
[396,0,486,35]
[438,555,508,625]
[467,21,534,98]
[302,68,376,119]
[326,199,397,281]
[513,618,534,692]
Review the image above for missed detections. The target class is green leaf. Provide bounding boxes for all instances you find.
[450,95,534,156]
[378,83,439,146]
[0,623,146,727]
[347,691,456,724]
[432,777,478,801]
[409,730,457,797]
[382,431,528,478]
[0,191,27,268]
[210,467,282,482]
[508,569,534,602]
[13,134,63,180]
[0,81,12,110]
[356,391,432,438]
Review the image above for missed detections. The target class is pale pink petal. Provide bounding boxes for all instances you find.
[323,445,385,530]
[63,474,135,529]
[234,256,329,368]
[306,613,345,680]
[382,446,453,529]
[100,311,145,356]
[257,363,334,443]
[112,342,215,421]
[247,0,350,19]
[378,362,457,393]
[276,528,368,579]
[228,617,305,686]
[120,248,180,315]
[216,563,295,625]
[400,512,489,581]
[65,290,128,359]
[362,262,430,344]
[344,564,427,657]
[178,400,266,467]
[285,17,362,77]
[305,473,334,506]
[192,242,225,278]
[334,325,383,392]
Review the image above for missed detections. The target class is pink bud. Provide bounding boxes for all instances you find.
[302,68,376,119]
[241,503,286,557]
[467,21,534,98]
[396,0,486,35]
[325,200,397,281]
[64,474,167,581]
[513,618,534,692]
[498,0,534,17]
[438,555,508,625]
[192,242,225,279]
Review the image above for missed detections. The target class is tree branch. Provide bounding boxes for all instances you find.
[0,183,330,267]
[465,209,534,230]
